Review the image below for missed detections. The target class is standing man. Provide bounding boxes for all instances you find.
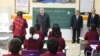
[87,8,99,30]
[71,10,83,43]
[36,8,50,37]
[12,11,28,44]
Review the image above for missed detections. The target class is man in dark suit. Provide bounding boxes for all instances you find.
[71,10,83,43]
[87,8,99,30]
[36,8,50,37]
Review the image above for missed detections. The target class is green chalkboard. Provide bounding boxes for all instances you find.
[32,8,75,28]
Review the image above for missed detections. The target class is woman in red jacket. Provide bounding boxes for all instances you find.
[12,11,28,44]
[84,24,99,56]
[48,23,66,52]
[24,26,43,51]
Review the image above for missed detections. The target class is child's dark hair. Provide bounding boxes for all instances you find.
[9,38,22,54]
[29,26,36,36]
[47,38,59,54]
[52,23,61,38]
[29,26,38,41]
[90,24,97,31]
[35,24,40,31]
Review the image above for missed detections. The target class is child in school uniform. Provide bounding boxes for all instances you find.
[48,23,66,52]
[84,24,99,56]
[48,23,62,39]
[40,38,65,56]
[34,24,44,40]
[3,38,22,56]
[24,26,43,51]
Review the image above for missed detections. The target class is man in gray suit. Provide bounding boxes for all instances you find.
[36,8,50,37]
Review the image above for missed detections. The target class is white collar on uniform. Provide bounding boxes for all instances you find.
[26,34,39,40]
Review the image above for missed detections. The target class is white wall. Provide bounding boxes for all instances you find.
[95,0,100,15]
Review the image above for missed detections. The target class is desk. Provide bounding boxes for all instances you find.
[0,31,12,49]
[0,48,8,56]
[0,31,12,37]
[79,37,87,56]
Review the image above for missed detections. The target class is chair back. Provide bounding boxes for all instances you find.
[57,52,65,56]
[22,50,40,56]
[89,40,100,45]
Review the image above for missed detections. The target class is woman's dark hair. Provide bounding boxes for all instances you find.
[47,38,59,54]
[17,11,24,17]
[52,23,61,38]
[35,24,40,31]
[90,24,97,31]
[9,38,22,54]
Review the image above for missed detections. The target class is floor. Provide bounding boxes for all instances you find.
[0,41,85,56]
[66,41,84,56]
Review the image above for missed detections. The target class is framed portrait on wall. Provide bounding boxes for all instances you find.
[15,0,30,14]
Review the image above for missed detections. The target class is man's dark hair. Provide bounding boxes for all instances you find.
[52,23,61,38]
[17,11,24,17]
[47,38,59,54]
[9,38,22,54]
